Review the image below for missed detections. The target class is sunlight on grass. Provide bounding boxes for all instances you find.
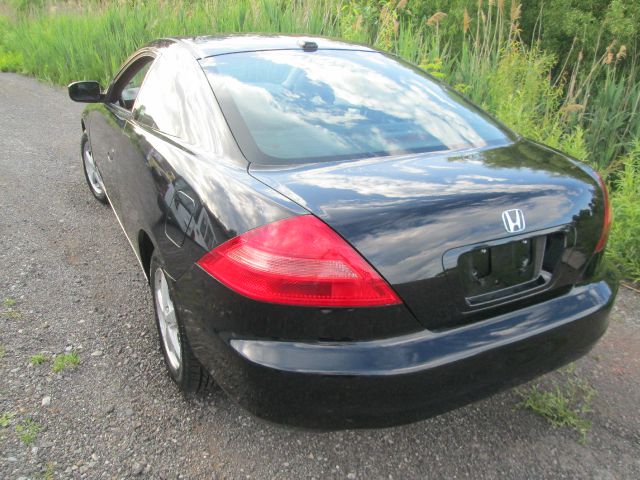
[608,140,640,282]
[29,353,48,366]
[519,365,596,443]
[15,418,41,446]
[52,352,80,373]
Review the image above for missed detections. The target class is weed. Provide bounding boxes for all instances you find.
[519,370,596,443]
[40,463,55,480]
[30,353,47,366]
[52,352,80,372]
[3,297,16,308]
[15,418,41,445]
[3,309,23,320]
[0,412,14,427]
[2,297,23,319]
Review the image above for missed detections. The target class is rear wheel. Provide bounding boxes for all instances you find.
[81,132,108,204]
[150,252,212,393]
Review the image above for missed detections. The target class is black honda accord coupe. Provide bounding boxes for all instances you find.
[69,35,616,428]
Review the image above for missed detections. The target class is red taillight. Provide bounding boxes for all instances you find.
[594,173,612,253]
[197,215,401,307]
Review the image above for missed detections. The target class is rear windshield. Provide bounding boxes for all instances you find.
[201,50,511,165]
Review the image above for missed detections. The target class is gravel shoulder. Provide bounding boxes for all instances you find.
[1,72,639,479]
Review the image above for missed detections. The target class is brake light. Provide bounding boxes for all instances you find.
[594,173,612,253]
[197,215,401,307]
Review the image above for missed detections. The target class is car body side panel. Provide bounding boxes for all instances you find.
[85,116,308,281]
[83,44,308,280]
[117,122,309,280]
[84,105,128,215]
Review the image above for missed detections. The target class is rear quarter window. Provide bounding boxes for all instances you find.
[133,48,219,150]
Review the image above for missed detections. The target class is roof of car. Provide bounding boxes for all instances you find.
[164,34,376,59]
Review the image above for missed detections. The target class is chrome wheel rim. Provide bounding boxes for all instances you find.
[154,268,182,372]
[83,142,105,196]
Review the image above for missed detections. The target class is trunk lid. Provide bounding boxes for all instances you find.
[249,140,604,330]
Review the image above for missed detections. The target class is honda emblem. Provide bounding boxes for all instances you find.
[502,209,526,233]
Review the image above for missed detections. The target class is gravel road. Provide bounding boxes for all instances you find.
[1,72,639,479]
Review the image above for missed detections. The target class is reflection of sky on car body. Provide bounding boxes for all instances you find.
[250,145,591,283]
[207,50,508,162]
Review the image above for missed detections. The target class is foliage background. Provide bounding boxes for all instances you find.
[0,0,638,281]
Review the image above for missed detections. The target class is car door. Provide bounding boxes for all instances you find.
[88,55,154,221]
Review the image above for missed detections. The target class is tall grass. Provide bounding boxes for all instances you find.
[608,141,640,282]
[0,0,342,86]
[0,0,638,280]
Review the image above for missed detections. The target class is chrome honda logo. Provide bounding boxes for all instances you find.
[502,209,526,233]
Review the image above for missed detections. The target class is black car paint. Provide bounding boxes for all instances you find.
[77,35,616,428]
[189,277,612,428]
[249,139,608,330]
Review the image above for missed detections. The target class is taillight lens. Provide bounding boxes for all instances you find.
[197,215,401,307]
[594,173,612,253]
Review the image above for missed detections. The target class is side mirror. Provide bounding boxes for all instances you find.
[68,81,103,103]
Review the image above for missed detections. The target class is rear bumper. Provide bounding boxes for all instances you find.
[187,278,615,429]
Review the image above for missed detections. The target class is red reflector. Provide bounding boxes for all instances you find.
[196,215,401,307]
[594,173,612,253]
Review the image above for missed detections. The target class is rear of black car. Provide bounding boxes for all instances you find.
[172,43,616,428]
[173,155,615,427]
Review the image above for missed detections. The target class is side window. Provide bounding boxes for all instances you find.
[111,58,153,111]
[132,48,219,149]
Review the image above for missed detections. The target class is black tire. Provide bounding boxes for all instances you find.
[150,251,213,393]
[81,132,108,204]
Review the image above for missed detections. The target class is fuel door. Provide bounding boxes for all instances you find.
[164,184,196,248]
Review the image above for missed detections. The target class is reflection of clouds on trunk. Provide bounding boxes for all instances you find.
[206,50,508,163]
[283,171,555,201]
[251,141,595,285]
[262,152,568,203]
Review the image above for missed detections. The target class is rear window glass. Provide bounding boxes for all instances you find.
[201,50,510,165]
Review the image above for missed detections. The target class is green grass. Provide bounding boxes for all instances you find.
[15,418,41,445]
[0,0,343,87]
[519,367,596,443]
[607,141,640,282]
[40,463,55,480]
[0,412,14,428]
[2,297,23,320]
[51,352,79,372]
[29,353,48,366]
[2,413,42,446]
[3,297,16,308]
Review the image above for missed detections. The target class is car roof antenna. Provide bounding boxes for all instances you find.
[298,40,318,52]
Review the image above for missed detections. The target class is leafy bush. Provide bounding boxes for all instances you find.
[608,141,640,281]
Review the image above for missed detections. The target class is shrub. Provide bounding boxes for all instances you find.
[608,140,640,281]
